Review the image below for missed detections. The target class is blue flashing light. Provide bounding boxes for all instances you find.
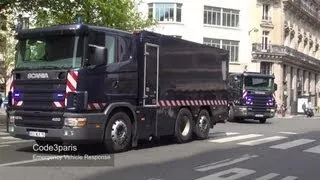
[14,93,20,97]
[55,93,65,100]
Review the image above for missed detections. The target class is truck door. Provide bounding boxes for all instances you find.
[143,43,159,106]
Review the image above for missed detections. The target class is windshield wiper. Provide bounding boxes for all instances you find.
[41,66,59,69]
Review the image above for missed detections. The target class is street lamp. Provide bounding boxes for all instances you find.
[249,28,259,35]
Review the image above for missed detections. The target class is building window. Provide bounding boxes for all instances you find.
[262,31,269,50]
[204,6,221,25]
[262,4,270,20]
[149,3,182,22]
[222,8,240,27]
[260,62,272,75]
[203,38,239,62]
[204,6,239,27]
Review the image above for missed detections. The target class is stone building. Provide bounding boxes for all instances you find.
[251,0,320,114]
[138,0,320,114]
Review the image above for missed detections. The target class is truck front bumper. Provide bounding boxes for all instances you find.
[9,112,106,144]
[234,106,275,119]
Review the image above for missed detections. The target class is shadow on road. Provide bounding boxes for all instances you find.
[228,119,272,125]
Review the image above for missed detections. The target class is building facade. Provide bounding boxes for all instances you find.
[138,0,256,72]
[251,0,320,114]
[139,0,320,114]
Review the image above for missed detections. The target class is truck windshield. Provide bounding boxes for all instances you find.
[244,76,274,90]
[16,35,83,69]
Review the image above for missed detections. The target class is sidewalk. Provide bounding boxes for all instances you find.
[275,112,320,119]
[0,108,7,125]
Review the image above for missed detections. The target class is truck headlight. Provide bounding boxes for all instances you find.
[270,109,275,113]
[64,118,87,127]
[9,116,22,123]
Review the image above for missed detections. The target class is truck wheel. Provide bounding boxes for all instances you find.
[259,118,267,124]
[228,106,235,122]
[104,112,132,153]
[175,108,194,143]
[194,109,211,140]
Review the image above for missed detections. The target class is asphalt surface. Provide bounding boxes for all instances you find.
[0,113,319,180]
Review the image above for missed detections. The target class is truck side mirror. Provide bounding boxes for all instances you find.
[233,77,240,88]
[88,45,108,66]
[274,83,278,91]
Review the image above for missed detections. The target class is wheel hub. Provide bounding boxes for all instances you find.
[199,115,208,132]
[111,120,128,145]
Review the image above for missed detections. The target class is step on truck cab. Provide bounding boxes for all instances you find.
[8,22,230,153]
[228,72,278,124]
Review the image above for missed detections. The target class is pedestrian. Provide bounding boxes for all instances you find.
[302,102,306,113]
[281,104,286,117]
[0,94,3,108]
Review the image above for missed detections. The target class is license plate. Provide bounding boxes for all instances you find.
[29,131,46,138]
[255,114,264,117]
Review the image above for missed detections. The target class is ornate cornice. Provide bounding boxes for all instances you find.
[283,0,320,29]
[252,43,320,71]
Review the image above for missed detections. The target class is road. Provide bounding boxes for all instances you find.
[0,114,319,180]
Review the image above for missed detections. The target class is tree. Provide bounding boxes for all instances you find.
[0,0,155,94]
[4,0,154,31]
[0,2,18,94]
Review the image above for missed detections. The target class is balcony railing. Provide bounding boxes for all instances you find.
[252,43,320,66]
[287,0,320,21]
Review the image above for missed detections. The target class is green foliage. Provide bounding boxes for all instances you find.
[4,0,155,31]
[0,0,155,92]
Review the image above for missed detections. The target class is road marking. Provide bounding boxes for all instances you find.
[0,145,9,148]
[225,132,240,136]
[281,176,298,180]
[0,136,21,140]
[0,158,55,167]
[194,154,259,172]
[211,132,240,138]
[194,168,256,180]
[255,173,279,180]
[0,140,34,145]
[279,132,298,135]
[270,139,315,149]
[238,136,287,146]
[209,134,263,143]
[303,145,320,154]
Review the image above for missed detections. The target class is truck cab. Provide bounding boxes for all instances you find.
[228,72,277,123]
[8,23,139,149]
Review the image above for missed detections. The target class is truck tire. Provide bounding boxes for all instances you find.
[104,112,132,153]
[228,106,235,122]
[175,108,194,143]
[259,118,267,124]
[194,109,211,140]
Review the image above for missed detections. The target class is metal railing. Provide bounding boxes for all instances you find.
[252,43,320,66]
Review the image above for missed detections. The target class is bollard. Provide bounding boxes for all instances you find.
[6,110,9,133]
